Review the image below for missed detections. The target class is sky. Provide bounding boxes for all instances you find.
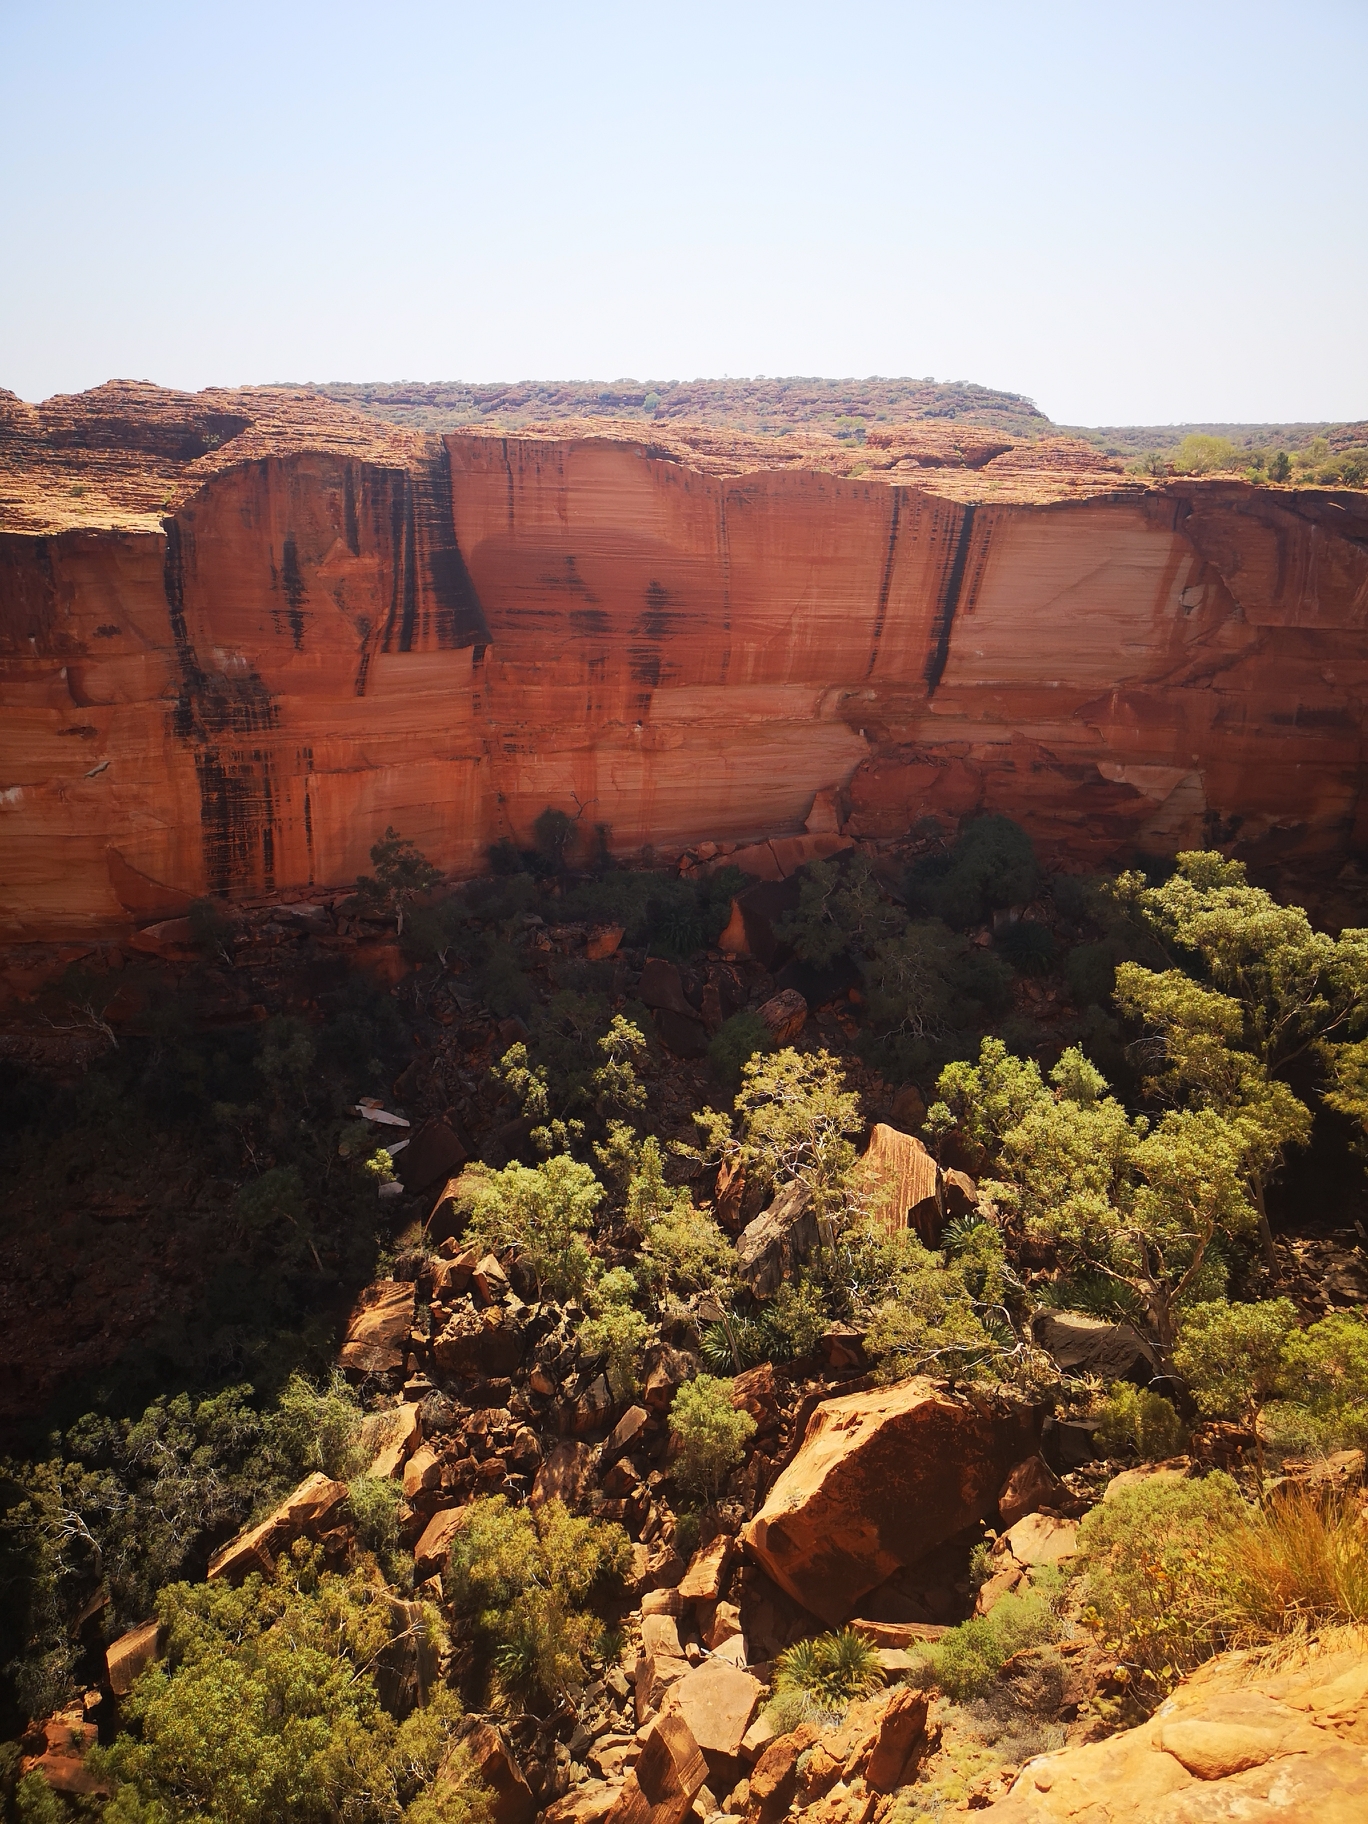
[2,1,1365,426]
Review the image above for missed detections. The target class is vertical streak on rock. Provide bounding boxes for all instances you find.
[865,486,903,677]
[343,464,361,557]
[719,484,732,686]
[381,476,406,653]
[924,504,976,695]
[398,482,419,652]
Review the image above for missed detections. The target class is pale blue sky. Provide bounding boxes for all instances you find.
[2,1,1365,424]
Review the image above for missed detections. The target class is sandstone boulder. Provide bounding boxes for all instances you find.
[606,1707,709,1824]
[208,1471,350,1582]
[665,1658,762,1759]
[737,1183,818,1297]
[678,1535,734,1603]
[362,1400,423,1478]
[533,1440,597,1511]
[744,1724,820,1824]
[398,1117,468,1194]
[997,1454,1065,1528]
[639,958,693,1017]
[106,1619,164,1696]
[413,1505,468,1579]
[985,1635,1368,1822]
[655,1006,709,1059]
[755,989,808,1045]
[637,1612,691,1721]
[858,1124,940,1242]
[743,1379,1041,1624]
[462,1721,536,1824]
[20,1706,107,1798]
[338,1280,416,1377]
[431,1304,523,1379]
[1031,1310,1156,1386]
[544,1781,624,1824]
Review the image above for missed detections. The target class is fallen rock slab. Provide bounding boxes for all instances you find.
[462,1721,535,1824]
[1031,1310,1156,1387]
[666,1659,762,1759]
[605,1708,709,1824]
[106,1619,164,1696]
[858,1124,940,1243]
[737,1182,818,1297]
[743,1378,1041,1625]
[338,1280,416,1377]
[207,1471,350,1582]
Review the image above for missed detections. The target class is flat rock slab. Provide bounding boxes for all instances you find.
[666,1659,762,1758]
[743,1378,1041,1625]
[337,1280,415,1376]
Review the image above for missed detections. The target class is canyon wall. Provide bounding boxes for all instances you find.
[2,385,1367,939]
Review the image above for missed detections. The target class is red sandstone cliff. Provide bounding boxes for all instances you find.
[2,383,1366,940]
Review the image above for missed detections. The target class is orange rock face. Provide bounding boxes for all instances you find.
[3,384,1367,940]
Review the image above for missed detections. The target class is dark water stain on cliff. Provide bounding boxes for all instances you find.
[924,504,976,694]
[163,515,281,895]
[382,450,490,653]
[865,488,903,677]
[280,535,307,649]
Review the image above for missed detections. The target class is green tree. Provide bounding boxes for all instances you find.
[904,815,1040,931]
[460,1155,604,1299]
[698,1047,862,1223]
[1169,433,1238,474]
[669,1376,756,1500]
[1278,1309,1368,1448]
[96,1546,484,1824]
[354,827,442,936]
[1114,851,1368,1266]
[444,1497,629,1700]
[928,1041,1257,1363]
[1172,1298,1299,1472]
[776,854,905,967]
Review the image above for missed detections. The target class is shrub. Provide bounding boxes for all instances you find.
[95,1547,482,1824]
[1093,1383,1186,1460]
[578,1282,655,1399]
[774,1629,882,1706]
[776,854,906,967]
[1172,1298,1299,1429]
[1170,433,1238,475]
[707,1009,773,1090]
[859,921,1013,1070]
[353,826,442,936]
[444,1496,630,1699]
[997,919,1056,975]
[346,1474,404,1568]
[267,1370,367,1481]
[460,1155,604,1299]
[1279,1309,1368,1448]
[669,1375,757,1499]
[1215,1489,1368,1636]
[1076,1472,1244,1695]
[916,1585,1061,1700]
[904,816,1040,931]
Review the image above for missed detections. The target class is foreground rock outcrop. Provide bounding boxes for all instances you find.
[744,1378,1041,1624]
[3,382,1368,940]
[986,1632,1368,1822]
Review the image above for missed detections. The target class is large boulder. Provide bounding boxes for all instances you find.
[857,1124,941,1243]
[742,1379,1041,1625]
[1031,1310,1156,1386]
[462,1721,536,1824]
[605,1708,709,1824]
[985,1636,1368,1822]
[106,1619,164,1696]
[207,1472,349,1582]
[737,1183,819,1297]
[665,1658,762,1759]
[338,1280,415,1377]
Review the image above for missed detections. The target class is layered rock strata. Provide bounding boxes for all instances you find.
[3,383,1367,940]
